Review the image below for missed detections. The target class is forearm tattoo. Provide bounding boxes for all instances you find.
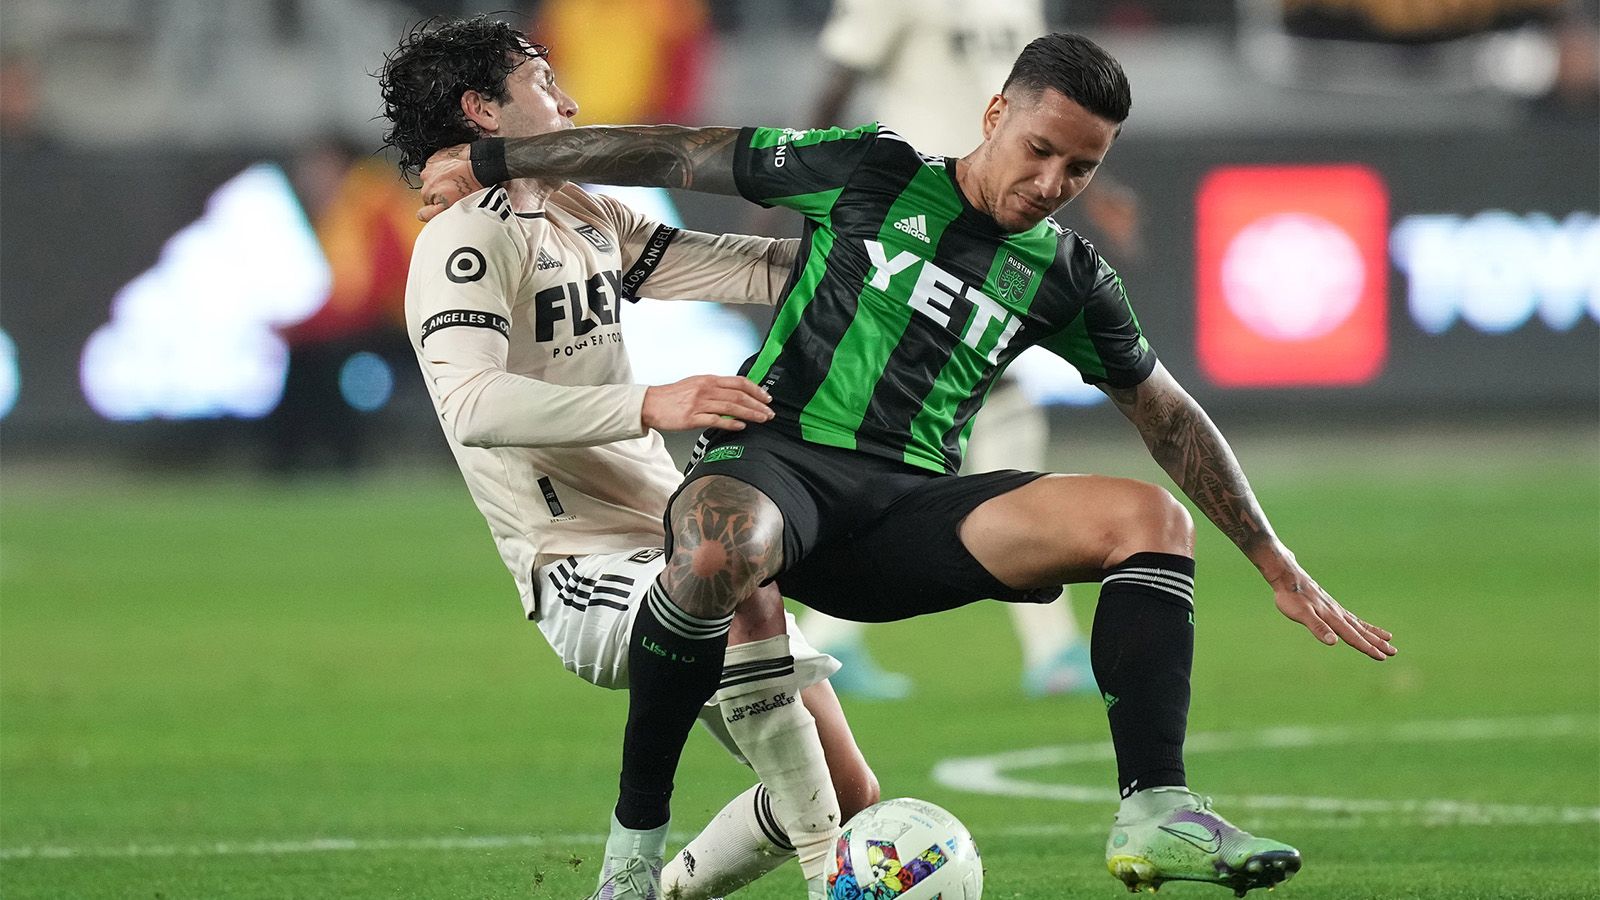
[1108,382,1274,556]
[661,475,784,619]
[503,126,742,194]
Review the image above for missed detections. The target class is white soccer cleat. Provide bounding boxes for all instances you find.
[587,853,664,900]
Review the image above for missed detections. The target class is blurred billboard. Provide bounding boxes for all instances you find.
[0,2,1594,458]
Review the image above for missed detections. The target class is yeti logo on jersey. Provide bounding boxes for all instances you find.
[574,224,614,253]
[864,238,1022,364]
[445,247,487,283]
[419,309,510,345]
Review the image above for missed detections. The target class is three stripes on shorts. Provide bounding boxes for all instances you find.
[546,557,633,613]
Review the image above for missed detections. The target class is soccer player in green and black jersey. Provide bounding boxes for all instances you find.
[422,32,1396,898]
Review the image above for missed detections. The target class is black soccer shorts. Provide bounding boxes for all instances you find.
[668,424,1059,623]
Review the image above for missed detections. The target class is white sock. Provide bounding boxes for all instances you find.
[714,634,841,885]
[661,784,791,899]
[794,608,866,650]
[1008,591,1081,669]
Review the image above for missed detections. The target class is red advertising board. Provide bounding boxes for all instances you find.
[1196,165,1389,387]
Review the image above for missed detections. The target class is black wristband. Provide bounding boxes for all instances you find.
[469,139,509,187]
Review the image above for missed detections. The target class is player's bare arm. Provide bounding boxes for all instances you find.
[1103,363,1397,661]
[419,126,742,220]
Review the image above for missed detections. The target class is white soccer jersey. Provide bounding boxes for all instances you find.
[405,183,795,619]
[818,0,1046,155]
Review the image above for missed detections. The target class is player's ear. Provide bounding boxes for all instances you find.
[981,93,1005,141]
[460,89,499,135]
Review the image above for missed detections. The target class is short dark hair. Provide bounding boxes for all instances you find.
[1001,32,1131,124]
[377,16,545,182]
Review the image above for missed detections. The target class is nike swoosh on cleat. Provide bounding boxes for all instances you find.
[1158,823,1222,855]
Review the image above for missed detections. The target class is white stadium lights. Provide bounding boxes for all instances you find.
[79,164,331,421]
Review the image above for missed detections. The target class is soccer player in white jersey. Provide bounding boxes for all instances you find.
[378,18,876,900]
[795,0,1113,699]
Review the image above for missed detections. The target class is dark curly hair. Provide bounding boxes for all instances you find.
[377,16,546,182]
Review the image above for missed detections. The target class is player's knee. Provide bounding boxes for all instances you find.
[1142,483,1194,553]
[1099,481,1193,567]
[662,476,785,616]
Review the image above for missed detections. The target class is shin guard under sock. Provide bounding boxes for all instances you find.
[615,581,732,829]
[1090,552,1196,796]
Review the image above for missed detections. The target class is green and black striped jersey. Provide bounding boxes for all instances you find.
[732,123,1157,475]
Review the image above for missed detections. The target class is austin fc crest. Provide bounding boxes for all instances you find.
[998,254,1034,304]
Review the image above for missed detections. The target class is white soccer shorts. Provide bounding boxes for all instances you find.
[531,548,841,761]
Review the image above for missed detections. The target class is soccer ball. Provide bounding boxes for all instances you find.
[826,797,983,900]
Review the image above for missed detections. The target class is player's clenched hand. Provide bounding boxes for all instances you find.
[418,144,481,222]
[1269,562,1396,661]
[641,375,774,432]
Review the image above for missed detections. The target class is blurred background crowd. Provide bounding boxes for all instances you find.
[0,0,1595,473]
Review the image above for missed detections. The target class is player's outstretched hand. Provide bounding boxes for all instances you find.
[1270,562,1396,661]
[418,144,481,222]
[642,375,774,433]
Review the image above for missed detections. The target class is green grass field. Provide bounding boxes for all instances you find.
[3,427,1597,899]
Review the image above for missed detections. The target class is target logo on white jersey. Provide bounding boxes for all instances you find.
[446,247,487,283]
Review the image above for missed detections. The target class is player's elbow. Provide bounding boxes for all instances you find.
[446,410,499,448]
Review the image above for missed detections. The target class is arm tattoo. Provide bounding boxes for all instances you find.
[1106,381,1275,557]
[501,125,742,195]
[660,475,785,619]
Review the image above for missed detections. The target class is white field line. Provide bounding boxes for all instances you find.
[5,716,1595,862]
[0,833,598,862]
[0,809,1590,864]
[932,714,1600,825]
[0,817,1505,863]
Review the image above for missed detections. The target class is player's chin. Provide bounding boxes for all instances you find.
[1001,205,1050,233]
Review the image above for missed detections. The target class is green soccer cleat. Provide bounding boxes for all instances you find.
[1105,788,1301,897]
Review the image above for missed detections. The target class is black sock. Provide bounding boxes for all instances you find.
[615,581,732,830]
[1090,551,1196,797]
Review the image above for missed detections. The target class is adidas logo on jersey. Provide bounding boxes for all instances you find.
[893,214,930,243]
[536,249,562,271]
